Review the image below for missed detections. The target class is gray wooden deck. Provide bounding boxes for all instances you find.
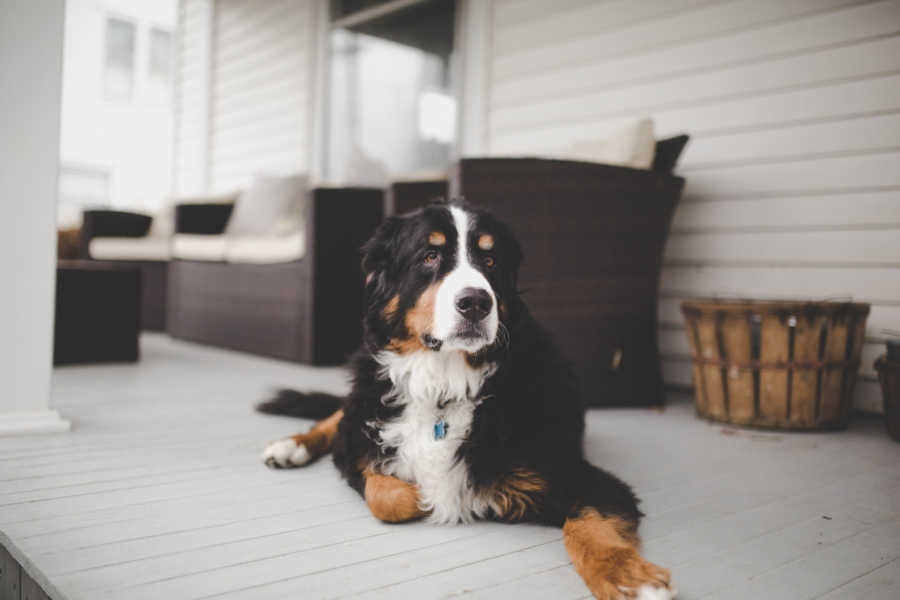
[1,334,898,600]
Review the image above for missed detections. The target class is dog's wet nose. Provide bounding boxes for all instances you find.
[455,288,493,322]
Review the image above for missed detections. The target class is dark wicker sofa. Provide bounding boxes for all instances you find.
[166,187,384,365]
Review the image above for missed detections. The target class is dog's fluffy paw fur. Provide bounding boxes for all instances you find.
[634,583,675,600]
[262,438,310,468]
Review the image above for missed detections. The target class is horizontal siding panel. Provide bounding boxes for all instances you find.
[212,128,307,163]
[216,0,302,28]
[494,0,713,59]
[660,264,900,302]
[680,113,900,169]
[212,112,306,146]
[210,148,306,176]
[214,52,308,99]
[493,0,890,107]
[490,35,900,136]
[179,21,209,49]
[216,2,309,50]
[213,85,308,128]
[174,0,212,196]
[183,0,209,19]
[494,0,626,29]
[215,35,310,85]
[491,72,900,154]
[682,152,900,198]
[493,0,865,79]
[213,98,308,136]
[208,174,252,194]
[671,191,900,231]
[209,0,312,191]
[664,229,900,265]
[216,27,309,74]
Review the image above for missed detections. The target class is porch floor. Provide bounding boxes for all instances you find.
[1,334,899,600]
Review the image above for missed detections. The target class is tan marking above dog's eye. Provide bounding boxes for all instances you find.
[478,234,494,250]
[429,231,446,246]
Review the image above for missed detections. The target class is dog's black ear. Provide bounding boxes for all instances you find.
[361,215,403,290]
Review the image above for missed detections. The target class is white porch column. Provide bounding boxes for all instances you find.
[0,0,71,435]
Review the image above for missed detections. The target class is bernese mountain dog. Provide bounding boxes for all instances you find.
[258,200,674,600]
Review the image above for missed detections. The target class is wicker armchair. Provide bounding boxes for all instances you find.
[449,157,685,407]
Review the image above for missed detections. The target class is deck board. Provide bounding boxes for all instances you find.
[1,333,898,599]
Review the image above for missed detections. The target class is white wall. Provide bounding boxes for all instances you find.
[173,0,318,195]
[484,0,900,412]
[59,0,177,214]
[0,0,70,434]
[173,0,213,195]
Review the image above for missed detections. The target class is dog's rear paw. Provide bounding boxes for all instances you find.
[262,438,310,468]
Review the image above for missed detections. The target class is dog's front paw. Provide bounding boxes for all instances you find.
[582,547,673,600]
[633,582,675,600]
[262,437,310,468]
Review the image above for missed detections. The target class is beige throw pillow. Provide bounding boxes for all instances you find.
[565,119,656,169]
[225,174,307,236]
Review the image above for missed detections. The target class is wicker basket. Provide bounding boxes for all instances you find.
[681,299,870,430]
[875,356,900,442]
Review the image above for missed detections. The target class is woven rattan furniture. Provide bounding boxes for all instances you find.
[166,187,384,365]
[55,260,140,364]
[386,178,448,216]
[681,299,870,430]
[81,209,168,331]
[449,157,684,407]
[875,355,900,441]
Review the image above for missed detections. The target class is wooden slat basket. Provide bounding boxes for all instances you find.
[681,299,870,430]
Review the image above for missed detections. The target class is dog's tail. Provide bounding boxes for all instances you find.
[256,389,344,420]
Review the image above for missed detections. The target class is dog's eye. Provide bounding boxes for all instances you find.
[483,256,495,269]
[424,250,440,265]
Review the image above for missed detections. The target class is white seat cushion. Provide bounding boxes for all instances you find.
[172,234,228,262]
[89,236,170,261]
[172,232,305,264]
[564,119,656,169]
[225,231,306,264]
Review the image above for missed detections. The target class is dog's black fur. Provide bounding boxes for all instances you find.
[262,200,642,528]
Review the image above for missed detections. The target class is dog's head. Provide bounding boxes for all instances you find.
[362,200,522,355]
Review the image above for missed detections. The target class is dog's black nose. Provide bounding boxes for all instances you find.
[455,288,493,322]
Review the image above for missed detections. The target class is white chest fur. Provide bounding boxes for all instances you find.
[373,350,495,524]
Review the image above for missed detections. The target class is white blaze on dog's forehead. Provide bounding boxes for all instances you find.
[449,206,471,264]
[429,206,499,350]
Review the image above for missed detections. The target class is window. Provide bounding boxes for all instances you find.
[103,17,136,101]
[148,27,173,104]
[326,0,457,183]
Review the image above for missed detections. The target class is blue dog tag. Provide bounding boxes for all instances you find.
[434,419,448,440]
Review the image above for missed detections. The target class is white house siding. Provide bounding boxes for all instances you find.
[209,0,315,192]
[486,0,900,412]
[174,0,316,195]
[173,0,212,195]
